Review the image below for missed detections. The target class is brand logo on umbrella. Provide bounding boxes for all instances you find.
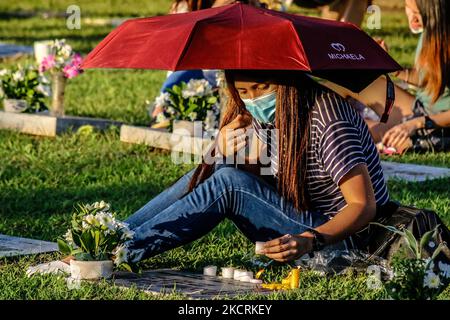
[328,42,365,61]
[331,43,346,52]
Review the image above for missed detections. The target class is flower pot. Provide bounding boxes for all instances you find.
[172,119,203,137]
[51,71,66,117]
[69,259,113,280]
[3,99,28,113]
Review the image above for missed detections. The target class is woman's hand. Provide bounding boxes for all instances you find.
[260,234,313,262]
[382,118,422,153]
[217,114,250,157]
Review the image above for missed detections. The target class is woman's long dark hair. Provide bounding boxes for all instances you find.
[416,0,450,104]
[187,70,318,212]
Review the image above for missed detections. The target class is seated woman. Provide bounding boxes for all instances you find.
[324,0,449,154]
[124,69,389,264]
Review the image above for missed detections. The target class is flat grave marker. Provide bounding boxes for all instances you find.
[114,269,273,299]
[380,161,450,182]
[0,234,58,258]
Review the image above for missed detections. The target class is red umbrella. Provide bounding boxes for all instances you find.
[82,3,400,121]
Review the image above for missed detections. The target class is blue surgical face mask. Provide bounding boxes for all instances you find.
[242,91,276,124]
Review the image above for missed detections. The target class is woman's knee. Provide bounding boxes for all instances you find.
[212,165,256,187]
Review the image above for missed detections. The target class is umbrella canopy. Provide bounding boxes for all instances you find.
[82,3,401,93]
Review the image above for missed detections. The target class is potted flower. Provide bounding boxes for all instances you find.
[149,78,219,137]
[39,39,83,116]
[0,65,49,113]
[374,223,450,299]
[57,201,134,280]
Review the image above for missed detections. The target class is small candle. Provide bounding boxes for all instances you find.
[221,267,234,279]
[203,265,217,277]
[290,268,300,289]
[255,242,265,254]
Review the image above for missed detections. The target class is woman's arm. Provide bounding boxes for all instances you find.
[262,163,376,262]
[382,110,450,152]
[393,68,421,87]
[305,163,376,244]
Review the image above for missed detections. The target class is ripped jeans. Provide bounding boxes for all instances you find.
[125,164,355,263]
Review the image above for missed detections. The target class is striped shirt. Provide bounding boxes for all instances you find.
[252,85,389,216]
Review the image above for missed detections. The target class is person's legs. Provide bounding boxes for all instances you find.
[321,0,369,26]
[126,165,342,263]
[125,168,196,230]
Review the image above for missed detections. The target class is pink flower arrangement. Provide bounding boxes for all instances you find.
[39,55,56,73]
[38,39,83,79]
[62,54,83,79]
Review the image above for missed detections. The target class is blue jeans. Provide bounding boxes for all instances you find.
[125,164,355,263]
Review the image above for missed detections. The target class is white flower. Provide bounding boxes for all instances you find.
[38,75,50,84]
[36,84,51,97]
[0,69,7,77]
[188,112,197,121]
[185,79,212,98]
[12,70,24,82]
[423,271,441,289]
[120,227,135,240]
[60,44,72,59]
[64,230,73,245]
[96,211,115,230]
[155,92,170,106]
[428,241,436,248]
[86,200,110,212]
[56,56,66,66]
[83,214,97,227]
[113,245,129,265]
[438,261,450,278]
[181,88,196,99]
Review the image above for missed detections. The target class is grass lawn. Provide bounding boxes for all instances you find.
[0,0,449,300]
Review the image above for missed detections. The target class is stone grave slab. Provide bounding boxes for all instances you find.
[0,234,58,258]
[113,269,273,299]
[0,42,33,59]
[381,161,450,182]
[0,111,123,137]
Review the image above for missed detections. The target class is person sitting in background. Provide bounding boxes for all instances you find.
[324,0,450,154]
[290,0,371,26]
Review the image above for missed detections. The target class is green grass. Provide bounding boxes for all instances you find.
[0,0,172,18]
[1,0,449,300]
[1,128,449,300]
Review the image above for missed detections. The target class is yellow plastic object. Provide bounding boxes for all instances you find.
[290,268,300,289]
[255,269,265,279]
[260,267,300,291]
